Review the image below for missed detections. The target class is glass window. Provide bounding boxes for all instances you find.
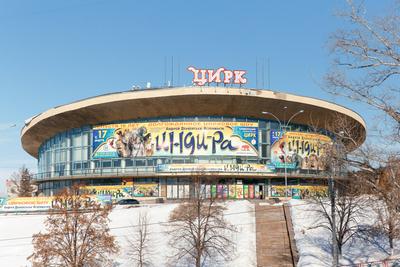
[102,161,112,168]
[55,150,61,163]
[61,133,67,148]
[82,147,89,161]
[82,132,89,146]
[136,160,146,166]
[261,144,268,158]
[261,129,267,143]
[60,149,67,162]
[73,162,82,170]
[82,161,89,169]
[113,160,121,167]
[72,134,81,147]
[72,148,82,161]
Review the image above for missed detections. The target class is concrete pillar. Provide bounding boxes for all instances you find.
[121,159,126,173]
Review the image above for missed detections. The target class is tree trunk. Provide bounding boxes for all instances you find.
[196,255,201,267]
[389,219,394,255]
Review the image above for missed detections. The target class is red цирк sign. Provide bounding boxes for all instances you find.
[187,66,247,86]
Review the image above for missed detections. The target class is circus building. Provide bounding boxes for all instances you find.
[20,67,366,200]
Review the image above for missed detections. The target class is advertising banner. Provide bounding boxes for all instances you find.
[270,131,331,170]
[80,185,133,199]
[80,184,159,198]
[0,195,105,212]
[270,185,328,199]
[133,184,159,197]
[92,121,259,159]
[0,197,53,211]
[156,163,275,174]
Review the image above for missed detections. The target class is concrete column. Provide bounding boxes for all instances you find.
[90,160,95,173]
[121,159,126,173]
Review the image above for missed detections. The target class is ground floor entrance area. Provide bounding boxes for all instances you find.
[55,177,329,200]
[161,177,327,199]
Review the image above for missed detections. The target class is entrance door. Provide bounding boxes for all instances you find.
[258,184,264,199]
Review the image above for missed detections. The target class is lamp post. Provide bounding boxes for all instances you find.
[262,109,304,198]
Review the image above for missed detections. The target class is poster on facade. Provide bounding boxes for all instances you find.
[211,184,217,198]
[222,185,228,198]
[270,131,331,170]
[244,185,249,198]
[249,185,255,199]
[132,183,159,197]
[80,184,159,199]
[92,121,259,159]
[228,184,236,199]
[270,185,328,199]
[217,184,224,198]
[236,184,243,199]
[80,185,133,199]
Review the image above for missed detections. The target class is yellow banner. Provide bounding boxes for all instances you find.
[92,121,259,158]
[7,197,53,205]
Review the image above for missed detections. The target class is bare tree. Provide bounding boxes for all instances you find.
[325,0,400,140]
[352,153,400,255]
[311,183,366,256]
[8,165,37,197]
[28,185,119,267]
[128,211,152,267]
[167,176,237,267]
[308,114,366,265]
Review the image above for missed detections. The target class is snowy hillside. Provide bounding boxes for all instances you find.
[0,201,256,267]
[290,199,400,267]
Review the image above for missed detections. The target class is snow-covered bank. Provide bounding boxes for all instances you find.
[290,199,400,267]
[0,201,256,267]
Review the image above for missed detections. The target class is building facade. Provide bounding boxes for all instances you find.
[21,86,366,199]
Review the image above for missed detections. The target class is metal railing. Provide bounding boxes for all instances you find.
[32,166,334,181]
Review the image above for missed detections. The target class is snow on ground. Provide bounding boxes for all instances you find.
[0,200,256,267]
[290,199,400,267]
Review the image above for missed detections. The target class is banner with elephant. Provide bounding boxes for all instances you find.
[92,121,259,159]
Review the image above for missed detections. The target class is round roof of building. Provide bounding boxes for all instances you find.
[21,86,366,158]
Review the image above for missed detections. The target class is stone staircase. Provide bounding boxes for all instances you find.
[255,203,298,267]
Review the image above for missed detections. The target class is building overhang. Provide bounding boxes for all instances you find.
[21,86,366,158]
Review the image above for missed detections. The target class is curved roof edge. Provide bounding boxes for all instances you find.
[21,86,366,158]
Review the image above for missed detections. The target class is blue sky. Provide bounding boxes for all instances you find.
[0,0,391,196]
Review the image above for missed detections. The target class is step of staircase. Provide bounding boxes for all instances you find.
[255,204,295,267]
